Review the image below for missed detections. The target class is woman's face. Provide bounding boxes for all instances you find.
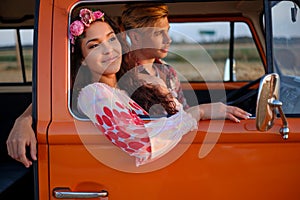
[81,21,122,81]
[132,17,172,60]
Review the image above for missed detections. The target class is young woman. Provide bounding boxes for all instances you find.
[7,8,251,168]
[70,8,195,166]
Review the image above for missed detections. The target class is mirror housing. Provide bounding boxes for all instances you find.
[256,73,289,139]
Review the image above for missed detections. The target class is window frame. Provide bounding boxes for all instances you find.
[168,16,266,83]
[0,27,33,86]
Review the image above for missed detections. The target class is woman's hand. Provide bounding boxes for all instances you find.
[187,102,251,122]
[6,104,37,168]
[199,102,251,122]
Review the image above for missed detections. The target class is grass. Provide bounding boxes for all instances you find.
[0,48,33,82]
[164,43,264,81]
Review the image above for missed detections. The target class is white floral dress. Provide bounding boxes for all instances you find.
[77,82,197,166]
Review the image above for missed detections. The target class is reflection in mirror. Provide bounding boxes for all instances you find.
[291,3,298,22]
[256,73,289,139]
[256,73,279,131]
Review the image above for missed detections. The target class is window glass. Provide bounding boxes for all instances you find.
[234,23,265,81]
[21,29,33,82]
[272,1,300,76]
[165,21,264,82]
[0,29,33,83]
[271,0,300,114]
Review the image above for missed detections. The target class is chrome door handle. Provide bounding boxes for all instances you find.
[53,188,108,199]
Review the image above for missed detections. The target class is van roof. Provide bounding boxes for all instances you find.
[0,0,35,28]
[0,0,263,27]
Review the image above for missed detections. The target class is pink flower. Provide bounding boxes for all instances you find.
[93,11,104,20]
[69,20,84,37]
[79,8,95,27]
[69,9,105,45]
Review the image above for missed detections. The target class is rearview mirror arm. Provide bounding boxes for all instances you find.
[268,99,289,139]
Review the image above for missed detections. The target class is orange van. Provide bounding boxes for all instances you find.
[1,0,300,199]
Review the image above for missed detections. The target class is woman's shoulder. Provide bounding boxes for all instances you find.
[79,82,115,98]
[83,82,115,91]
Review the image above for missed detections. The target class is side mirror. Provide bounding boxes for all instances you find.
[256,73,289,139]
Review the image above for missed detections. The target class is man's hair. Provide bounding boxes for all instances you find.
[121,3,168,30]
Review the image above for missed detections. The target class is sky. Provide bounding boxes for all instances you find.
[170,2,300,42]
[0,29,33,47]
[169,22,249,43]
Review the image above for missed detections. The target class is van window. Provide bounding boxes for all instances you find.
[271,0,300,115]
[165,21,265,82]
[272,1,300,77]
[0,29,33,83]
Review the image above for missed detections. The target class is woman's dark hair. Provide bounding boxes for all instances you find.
[117,52,178,115]
[131,84,178,115]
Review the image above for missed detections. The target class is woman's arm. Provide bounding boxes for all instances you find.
[186,102,251,122]
[77,83,198,166]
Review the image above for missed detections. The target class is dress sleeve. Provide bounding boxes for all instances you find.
[77,83,198,166]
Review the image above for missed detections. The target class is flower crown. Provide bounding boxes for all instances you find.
[69,8,105,44]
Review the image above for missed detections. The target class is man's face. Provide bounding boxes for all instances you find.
[132,17,172,60]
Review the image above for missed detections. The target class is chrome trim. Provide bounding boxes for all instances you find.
[53,188,108,199]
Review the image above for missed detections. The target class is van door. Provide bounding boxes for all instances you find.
[37,1,300,199]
